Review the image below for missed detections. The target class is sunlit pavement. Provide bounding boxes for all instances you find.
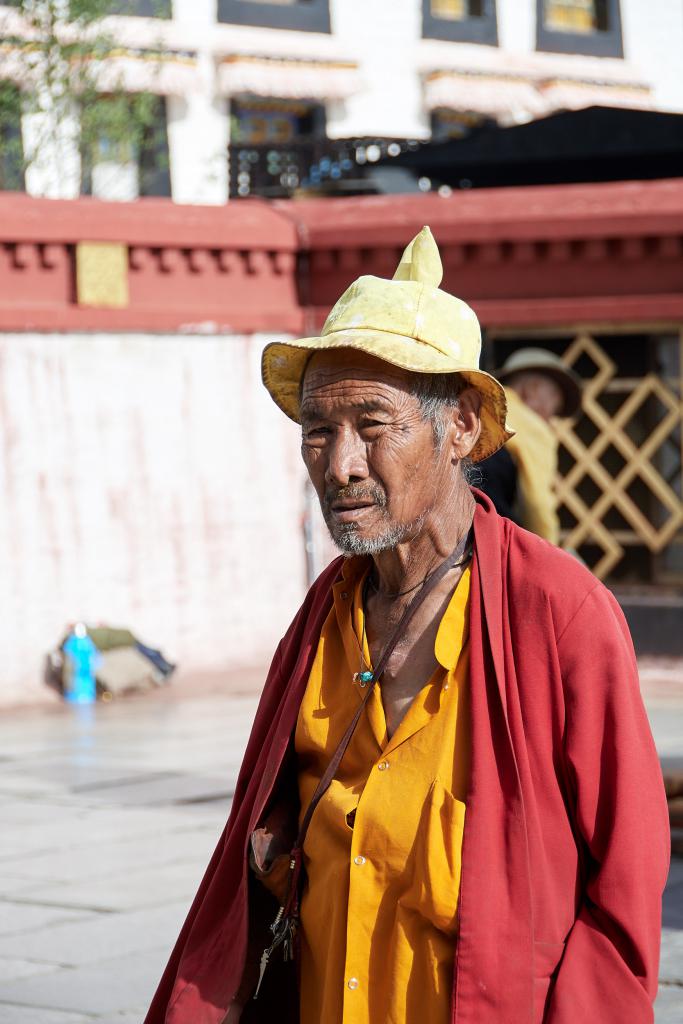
[0,662,681,1023]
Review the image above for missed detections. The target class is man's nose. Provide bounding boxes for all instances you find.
[325,429,368,487]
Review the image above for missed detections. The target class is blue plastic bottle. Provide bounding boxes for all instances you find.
[63,624,99,704]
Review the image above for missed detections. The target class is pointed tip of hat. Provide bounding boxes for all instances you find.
[392,225,443,287]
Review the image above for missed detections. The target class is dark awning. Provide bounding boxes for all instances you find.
[380,107,683,190]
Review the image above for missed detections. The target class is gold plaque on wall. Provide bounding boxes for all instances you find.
[76,242,129,309]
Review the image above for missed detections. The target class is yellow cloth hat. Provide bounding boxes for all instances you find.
[261,226,513,462]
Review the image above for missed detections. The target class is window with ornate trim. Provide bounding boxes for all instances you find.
[217,0,331,33]
[81,95,171,199]
[229,97,325,197]
[0,2,172,16]
[109,1,172,16]
[537,0,623,57]
[422,0,498,45]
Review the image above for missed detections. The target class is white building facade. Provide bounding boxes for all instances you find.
[0,0,682,204]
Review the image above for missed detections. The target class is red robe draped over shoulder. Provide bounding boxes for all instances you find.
[145,492,669,1024]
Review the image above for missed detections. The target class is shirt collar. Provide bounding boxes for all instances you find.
[334,555,471,672]
[434,566,471,670]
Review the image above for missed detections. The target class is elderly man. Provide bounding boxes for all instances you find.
[145,228,669,1024]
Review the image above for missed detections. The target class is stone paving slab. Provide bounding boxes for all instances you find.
[0,1007,91,1024]
[18,858,208,914]
[66,770,234,807]
[647,709,683,757]
[660,928,683,984]
[0,901,190,967]
[0,804,222,860]
[0,823,219,886]
[0,903,94,938]
[0,946,169,1017]
[654,984,683,1024]
[0,958,61,983]
[0,876,52,899]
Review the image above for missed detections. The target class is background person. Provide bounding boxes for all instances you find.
[479,347,582,543]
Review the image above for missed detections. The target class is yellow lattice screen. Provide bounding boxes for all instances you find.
[554,332,683,579]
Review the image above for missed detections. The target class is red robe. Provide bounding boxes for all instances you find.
[145,492,669,1024]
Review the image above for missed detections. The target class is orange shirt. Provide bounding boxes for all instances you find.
[295,557,471,1024]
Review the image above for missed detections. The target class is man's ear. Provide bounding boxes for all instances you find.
[450,388,482,461]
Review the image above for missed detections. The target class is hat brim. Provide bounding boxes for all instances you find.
[262,327,514,463]
[496,362,582,419]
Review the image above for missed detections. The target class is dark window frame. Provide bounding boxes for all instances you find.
[217,0,331,33]
[0,1,172,16]
[81,94,171,199]
[422,0,498,46]
[0,82,25,192]
[109,1,172,17]
[536,0,623,57]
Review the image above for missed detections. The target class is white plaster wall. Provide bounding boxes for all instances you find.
[496,0,536,53]
[166,80,230,205]
[169,0,229,204]
[91,159,139,202]
[326,0,429,139]
[620,0,683,112]
[21,94,81,201]
[0,331,308,705]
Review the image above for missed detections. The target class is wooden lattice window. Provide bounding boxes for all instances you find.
[491,330,683,582]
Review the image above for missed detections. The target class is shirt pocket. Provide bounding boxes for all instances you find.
[398,779,466,935]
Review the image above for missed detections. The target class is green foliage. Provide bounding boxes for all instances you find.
[0,79,24,188]
[0,0,169,193]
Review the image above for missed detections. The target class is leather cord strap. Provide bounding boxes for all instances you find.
[295,525,473,850]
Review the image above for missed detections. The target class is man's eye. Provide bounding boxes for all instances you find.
[360,419,385,431]
[304,427,330,439]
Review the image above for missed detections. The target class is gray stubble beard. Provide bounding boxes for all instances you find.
[324,510,427,556]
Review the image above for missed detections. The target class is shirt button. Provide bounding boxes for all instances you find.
[377,760,389,771]
[443,683,450,692]
[347,977,359,990]
[341,592,348,600]
[353,855,366,866]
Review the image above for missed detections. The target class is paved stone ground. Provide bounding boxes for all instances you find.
[0,663,681,1023]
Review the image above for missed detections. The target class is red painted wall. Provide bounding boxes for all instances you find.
[0,179,682,335]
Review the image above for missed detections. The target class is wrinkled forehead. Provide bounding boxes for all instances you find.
[301,349,414,403]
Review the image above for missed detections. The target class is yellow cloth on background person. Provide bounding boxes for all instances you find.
[504,386,560,544]
[295,558,472,1024]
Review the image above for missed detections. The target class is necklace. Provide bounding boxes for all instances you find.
[367,572,427,599]
[353,530,473,687]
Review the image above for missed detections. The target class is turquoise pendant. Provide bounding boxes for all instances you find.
[353,671,374,686]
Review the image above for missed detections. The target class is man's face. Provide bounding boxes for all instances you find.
[511,372,564,422]
[299,350,477,555]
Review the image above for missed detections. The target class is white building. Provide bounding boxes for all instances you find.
[0,0,682,204]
